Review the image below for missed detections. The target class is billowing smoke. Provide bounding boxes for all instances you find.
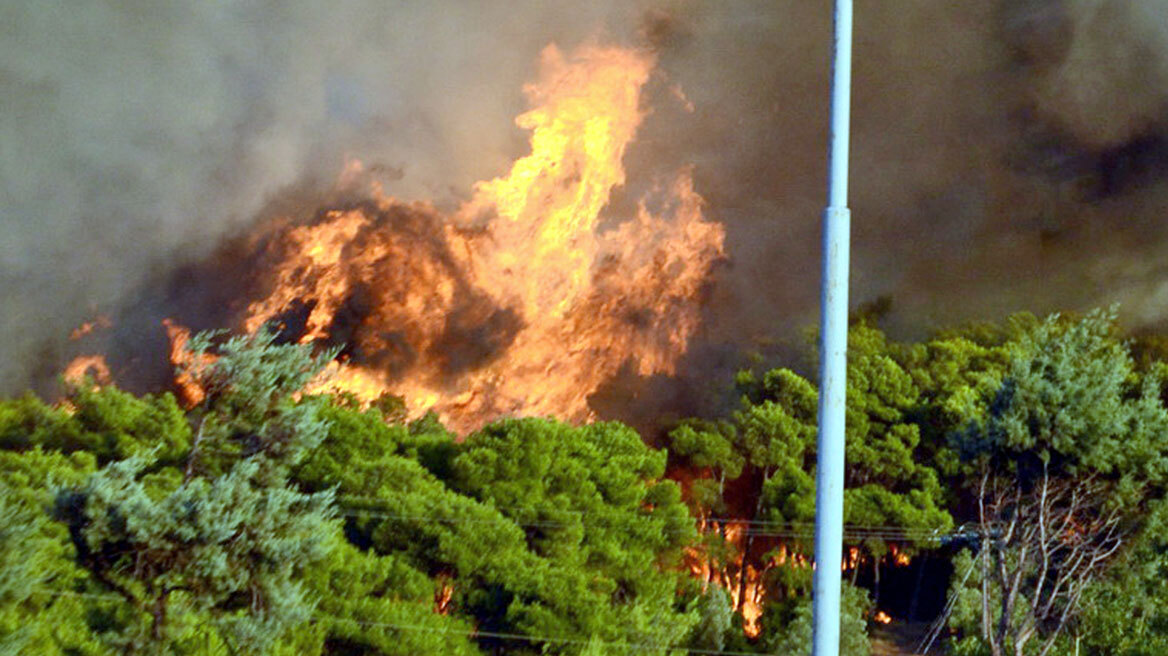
[5,1,1168,423]
[0,1,657,391]
[635,0,1168,353]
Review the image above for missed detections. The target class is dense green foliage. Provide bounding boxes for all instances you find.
[52,331,341,654]
[943,311,1168,656]
[765,581,873,656]
[3,308,1168,654]
[1074,496,1168,655]
[0,333,701,655]
[669,310,1168,654]
[668,321,960,649]
[295,409,700,655]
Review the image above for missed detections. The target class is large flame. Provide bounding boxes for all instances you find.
[190,43,723,433]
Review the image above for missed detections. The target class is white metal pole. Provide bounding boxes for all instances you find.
[811,0,853,655]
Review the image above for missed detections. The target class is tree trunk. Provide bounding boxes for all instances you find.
[149,589,171,650]
[978,468,1002,656]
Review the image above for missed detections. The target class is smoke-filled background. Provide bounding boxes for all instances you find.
[4,1,1168,422]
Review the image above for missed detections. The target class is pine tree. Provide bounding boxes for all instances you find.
[55,329,340,654]
[952,309,1168,656]
[0,483,49,653]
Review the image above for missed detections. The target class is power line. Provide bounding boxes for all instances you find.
[915,557,977,655]
[341,495,940,526]
[339,512,943,542]
[336,494,952,536]
[339,495,950,532]
[337,506,955,543]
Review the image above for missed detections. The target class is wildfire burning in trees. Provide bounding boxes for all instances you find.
[143,43,724,433]
[63,355,112,387]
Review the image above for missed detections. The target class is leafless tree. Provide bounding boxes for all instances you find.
[975,460,1128,656]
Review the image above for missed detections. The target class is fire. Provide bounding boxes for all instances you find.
[163,319,213,406]
[70,315,112,340]
[455,44,653,320]
[738,563,765,638]
[889,543,912,567]
[434,576,454,615]
[686,522,812,639]
[844,546,861,571]
[242,210,369,342]
[64,315,115,388]
[63,355,112,387]
[217,43,724,433]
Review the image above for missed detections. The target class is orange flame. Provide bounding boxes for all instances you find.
[434,576,454,615]
[686,522,812,639]
[889,543,912,567]
[229,43,724,433]
[63,355,112,387]
[844,546,860,571]
[70,315,112,340]
[738,564,765,638]
[455,44,654,320]
[163,319,213,406]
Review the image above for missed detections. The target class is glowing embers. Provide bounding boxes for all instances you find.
[227,43,724,433]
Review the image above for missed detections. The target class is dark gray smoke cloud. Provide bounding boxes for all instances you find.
[639,0,1168,349]
[4,1,1168,402]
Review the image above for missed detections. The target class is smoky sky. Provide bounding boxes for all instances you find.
[4,0,1168,399]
